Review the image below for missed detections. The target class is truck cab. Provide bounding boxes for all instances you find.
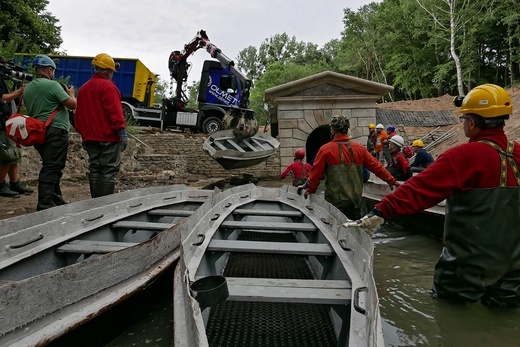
[162,60,247,133]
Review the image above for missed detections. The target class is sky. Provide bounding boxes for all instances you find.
[46,0,374,93]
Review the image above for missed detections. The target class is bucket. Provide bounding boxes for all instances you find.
[189,275,229,308]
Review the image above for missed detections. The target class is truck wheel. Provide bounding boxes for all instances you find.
[202,117,222,134]
[122,104,135,123]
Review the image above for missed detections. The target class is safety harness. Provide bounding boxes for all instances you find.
[479,140,520,186]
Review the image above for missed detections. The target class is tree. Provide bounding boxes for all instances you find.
[153,78,169,105]
[415,0,484,95]
[0,0,62,58]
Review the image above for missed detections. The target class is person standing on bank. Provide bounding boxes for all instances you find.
[366,123,377,156]
[353,84,520,308]
[0,76,33,197]
[23,55,76,210]
[74,53,128,198]
[410,139,434,172]
[374,123,387,163]
[304,115,398,220]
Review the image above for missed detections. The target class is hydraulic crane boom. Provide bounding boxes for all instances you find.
[168,30,257,139]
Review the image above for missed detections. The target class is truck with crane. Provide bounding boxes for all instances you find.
[14,30,257,138]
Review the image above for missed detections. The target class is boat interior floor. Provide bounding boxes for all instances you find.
[205,231,340,347]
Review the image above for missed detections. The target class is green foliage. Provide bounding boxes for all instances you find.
[153,77,169,104]
[186,81,199,109]
[0,0,62,58]
[250,62,324,125]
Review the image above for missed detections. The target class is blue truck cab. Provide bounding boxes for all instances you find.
[162,60,247,133]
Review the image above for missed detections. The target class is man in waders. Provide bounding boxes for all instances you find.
[352,84,520,308]
[304,115,398,220]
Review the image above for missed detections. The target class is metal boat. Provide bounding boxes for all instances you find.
[0,185,213,347]
[363,176,445,239]
[203,129,280,170]
[174,184,384,347]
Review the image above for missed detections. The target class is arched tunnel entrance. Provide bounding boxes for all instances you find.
[305,125,331,166]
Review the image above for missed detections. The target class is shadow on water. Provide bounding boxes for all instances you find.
[374,225,520,347]
[48,266,174,347]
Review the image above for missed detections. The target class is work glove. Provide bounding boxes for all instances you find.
[343,208,385,236]
[119,129,129,151]
[296,181,309,195]
[388,180,400,191]
[303,190,311,199]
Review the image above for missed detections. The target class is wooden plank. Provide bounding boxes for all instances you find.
[226,139,246,152]
[233,209,303,218]
[242,139,259,152]
[224,277,352,305]
[147,209,194,217]
[213,139,228,151]
[207,240,334,256]
[56,240,139,254]
[220,220,317,232]
[111,221,174,231]
[251,138,268,150]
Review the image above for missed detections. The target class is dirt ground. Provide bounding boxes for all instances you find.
[1,88,519,220]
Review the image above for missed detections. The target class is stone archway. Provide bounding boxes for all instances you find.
[265,71,393,172]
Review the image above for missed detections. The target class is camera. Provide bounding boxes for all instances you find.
[0,60,33,82]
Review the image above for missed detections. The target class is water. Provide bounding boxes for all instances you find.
[49,212,520,346]
[374,225,520,347]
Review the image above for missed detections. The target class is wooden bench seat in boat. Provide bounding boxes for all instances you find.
[220,220,317,232]
[207,240,334,256]
[147,209,194,217]
[110,221,175,231]
[232,209,303,218]
[56,240,138,254]
[224,277,352,305]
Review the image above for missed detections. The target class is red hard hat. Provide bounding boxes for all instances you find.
[294,149,305,159]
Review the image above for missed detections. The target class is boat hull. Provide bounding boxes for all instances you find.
[203,129,280,169]
[0,185,214,346]
[174,184,384,347]
[363,176,445,239]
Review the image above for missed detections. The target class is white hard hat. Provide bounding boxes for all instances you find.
[389,135,405,147]
[375,124,384,129]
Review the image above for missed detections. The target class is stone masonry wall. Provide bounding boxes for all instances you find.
[133,132,281,181]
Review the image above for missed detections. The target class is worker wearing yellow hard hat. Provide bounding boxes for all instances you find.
[410,139,434,172]
[353,84,520,308]
[367,124,377,155]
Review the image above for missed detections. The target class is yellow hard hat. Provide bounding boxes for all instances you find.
[368,123,376,129]
[412,139,424,147]
[92,53,117,71]
[459,84,512,118]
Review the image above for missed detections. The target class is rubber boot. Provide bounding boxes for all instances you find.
[0,181,20,198]
[90,179,115,198]
[10,180,34,194]
[37,183,57,211]
[89,175,102,198]
[99,182,116,197]
[53,184,70,206]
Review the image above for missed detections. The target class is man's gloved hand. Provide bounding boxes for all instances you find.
[388,180,400,191]
[303,189,311,199]
[343,208,385,236]
[119,129,129,151]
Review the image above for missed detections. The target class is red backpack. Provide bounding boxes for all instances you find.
[402,145,414,159]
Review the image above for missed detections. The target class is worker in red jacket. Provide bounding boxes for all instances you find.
[280,148,313,186]
[351,84,520,308]
[305,115,398,220]
[386,135,412,181]
[74,53,128,198]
